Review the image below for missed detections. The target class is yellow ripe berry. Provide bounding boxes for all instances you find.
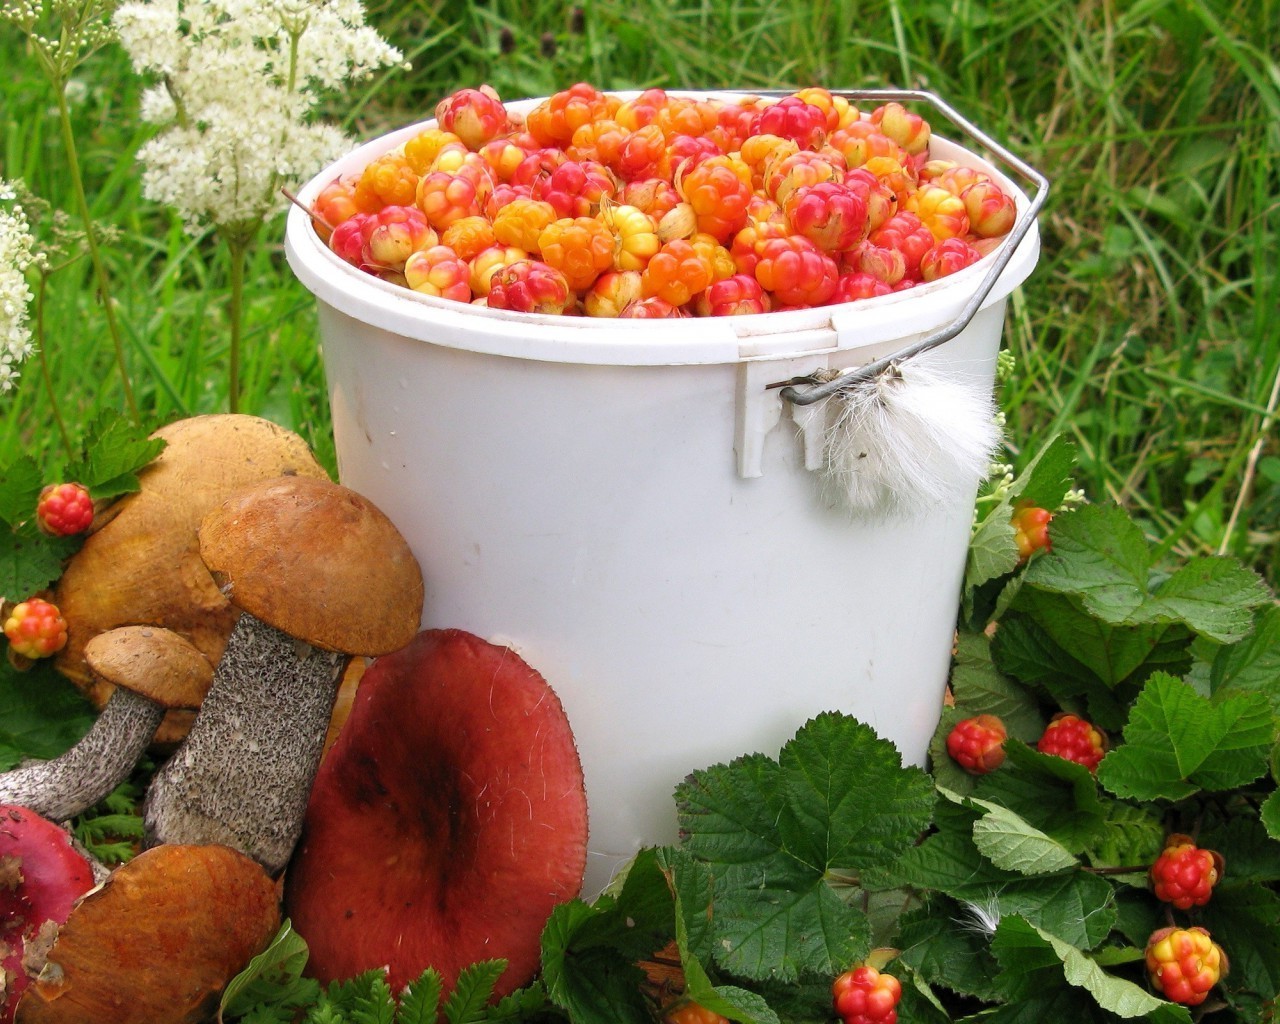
[689,232,737,283]
[583,270,644,317]
[492,198,558,253]
[403,129,463,175]
[354,152,418,212]
[603,203,660,272]
[470,244,528,296]
[904,183,970,241]
[538,216,616,293]
[440,216,497,261]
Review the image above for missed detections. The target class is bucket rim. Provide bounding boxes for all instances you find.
[285,90,1041,367]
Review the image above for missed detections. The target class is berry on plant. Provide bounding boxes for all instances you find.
[1150,835,1224,910]
[1036,713,1106,772]
[36,482,94,536]
[946,713,1008,774]
[663,1002,729,1024]
[1011,501,1052,561]
[832,965,903,1024]
[4,597,69,660]
[1145,926,1227,1006]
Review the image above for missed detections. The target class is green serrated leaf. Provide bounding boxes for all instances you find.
[0,657,95,769]
[1084,800,1164,870]
[895,896,1005,1002]
[0,456,43,526]
[1097,673,1273,801]
[1198,882,1280,1002]
[969,801,1079,875]
[67,412,166,496]
[1008,435,1077,510]
[1134,557,1272,643]
[1211,605,1280,715]
[0,523,81,600]
[540,899,652,1024]
[965,506,1020,600]
[1020,505,1151,622]
[1262,791,1280,843]
[220,920,320,1023]
[988,614,1101,703]
[949,632,1044,741]
[443,961,508,1024]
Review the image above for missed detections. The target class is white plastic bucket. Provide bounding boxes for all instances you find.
[286,93,1041,896]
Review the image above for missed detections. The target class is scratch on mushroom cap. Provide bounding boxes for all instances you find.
[83,627,213,710]
[53,414,328,744]
[13,843,280,1024]
[198,476,424,656]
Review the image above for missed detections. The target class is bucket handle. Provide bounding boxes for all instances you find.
[744,88,1050,407]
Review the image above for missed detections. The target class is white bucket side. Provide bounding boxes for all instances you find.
[286,99,1041,897]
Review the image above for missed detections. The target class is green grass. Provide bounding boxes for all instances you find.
[2,0,1277,582]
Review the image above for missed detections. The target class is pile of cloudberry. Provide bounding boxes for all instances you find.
[946,711,1230,1006]
[310,84,1019,317]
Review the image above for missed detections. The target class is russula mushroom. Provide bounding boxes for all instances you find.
[283,628,588,999]
[0,807,97,1024]
[13,843,280,1024]
[143,475,424,875]
[53,414,328,746]
[0,627,211,822]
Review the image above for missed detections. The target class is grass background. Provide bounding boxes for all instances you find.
[2,0,1277,584]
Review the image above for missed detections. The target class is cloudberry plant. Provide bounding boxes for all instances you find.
[1145,927,1227,1006]
[1150,835,1224,909]
[679,155,753,242]
[832,965,902,1024]
[36,482,94,536]
[946,714,1008,774]
[403,128,463,175]
[785,181,868,251]
[1012,502,1053,561]
[4,598,69,660]
[1036,713,1106,772]
[663,1002,728,1024]
[694,273,769,316]
[526,82,619,147]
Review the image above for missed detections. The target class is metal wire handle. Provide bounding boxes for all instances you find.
[738,88,1050,407]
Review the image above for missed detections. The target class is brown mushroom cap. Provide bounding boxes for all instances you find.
[54,415,328,743]
[83,627,213,710]
[14,843,280,1024]
[199,476,424,656]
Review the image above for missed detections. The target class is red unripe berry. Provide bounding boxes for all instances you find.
[750,96,828,150]
[1036,713,1106,772]
[946,714,1008,774]
[1011,502,1052,562]
[486,260,574,315]
[1145,926,1227,1006]
[920,237,981,282]
[4,598,69,660]
[36,482,94,536]
[833,271,892,303]
[694,274,769,316]
[1150,835,1224,910]
[753,236,838,306]
[785,181,868,251]
[435,85,508,151]
[832,965,902,1024]
[664,1002,729,1024]
[618,296,685,318]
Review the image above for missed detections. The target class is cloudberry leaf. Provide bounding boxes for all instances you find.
[976,742,1109,855]
[989,916,1192,1024]
[962,796,1080,875]
[1007,434,1077,511]
[895,896,1005,1002]
[1198,813,1280,883]
[0,521,80,598]
[65,410,166,500]
[0,656,94,769]
[219,921,318,1022]
[1021,504,1151,621]
[1098,672,1273,801]
[1132,556,1271,642]
[1210,604,1280,714]
[949,632,1044,740]
[964,511,1019,604]
[0,455,42,526]
[1197,882,1280,1004]
[1263,791,1280,844]
[675,713,934,982]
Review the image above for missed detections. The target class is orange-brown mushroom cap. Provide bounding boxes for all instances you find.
[14,844,280,1024]
[198,476,423,656]
[83,626,213,711]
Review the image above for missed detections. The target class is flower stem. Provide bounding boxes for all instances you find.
[34,271,74,459]
[54,84,140,424]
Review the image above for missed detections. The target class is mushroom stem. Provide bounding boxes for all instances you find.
[142,612,344,875]
[0,689,164,822]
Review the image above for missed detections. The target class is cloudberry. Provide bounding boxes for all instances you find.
[641,238,714,307]
[663,1002,729,1024]
[4,598,69,660]
[486,260,574,315]
[946,714,1007,775]
[1012,502,1052,562]
[1036,713,1106,772]
[435,85,508,151]
[753,236,839,307]
[1150,835,1224,910]
[404,245,472,303]
[36,482,94,536]
[1145,926,1227,1006]
[538,216,616,292]
[832,965,902,1024]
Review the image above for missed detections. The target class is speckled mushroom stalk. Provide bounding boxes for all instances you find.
[143,475,424,877]
[0,627,210,823]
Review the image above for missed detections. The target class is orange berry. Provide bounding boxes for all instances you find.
[641,238,714,306]
[537,216,616,293]
[440,216,497,261]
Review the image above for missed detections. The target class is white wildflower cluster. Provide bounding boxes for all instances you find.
[113,0,405,234]
[0,183,41,394]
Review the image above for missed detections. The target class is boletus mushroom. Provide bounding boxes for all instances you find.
[283,629,588,999]
[0,807,97,1024]
[53,414,328,746]
[0,627,211,822]
[143,475,424,875]
[13,843,280,1024]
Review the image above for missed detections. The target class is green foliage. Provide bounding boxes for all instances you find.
[0,656,95,770]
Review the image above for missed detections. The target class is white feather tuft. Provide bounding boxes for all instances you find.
[821,356,1002,517]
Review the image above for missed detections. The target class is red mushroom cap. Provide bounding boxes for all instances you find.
[0,807,96,1024]
[283,629,587,998]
